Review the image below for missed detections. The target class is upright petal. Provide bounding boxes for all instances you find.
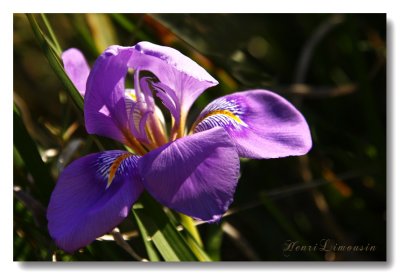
[47,150,143,253]
[84,46,135,145]
[62,48,90,97]
[129,41,219,113]
[138,127,240,222]
[193,89,312,159]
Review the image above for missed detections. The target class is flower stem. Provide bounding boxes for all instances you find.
[179,213,203,248]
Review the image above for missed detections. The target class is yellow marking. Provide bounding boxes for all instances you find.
[121,128,147,155]
[127,92,137,101]
[190,109,246,134]
[106,153,132,189]
[202,109,245,125]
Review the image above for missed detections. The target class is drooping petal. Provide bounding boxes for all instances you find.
[151,81,181,134]
[129,41,219,114]
[47,150,143,253]
[84,46,135,145]
[61,48,90,97]
[138,127,240,222]
[134,70,156,113]
[193,89,312,159]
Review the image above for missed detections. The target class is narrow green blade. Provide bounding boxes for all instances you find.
[132,204,161,262]
[132,193,199,262]
[26,14,84,111]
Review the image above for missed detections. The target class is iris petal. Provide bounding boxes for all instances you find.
[84,46,135,145]
[194,89,312,159]
[84,42,219,146]
[151,82,181,134]
[129,41,219,114]
[47,150,143,253]
[138,127,240,222]
[61,48,90,97]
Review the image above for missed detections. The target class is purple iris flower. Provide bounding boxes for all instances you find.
[48,42,312,253]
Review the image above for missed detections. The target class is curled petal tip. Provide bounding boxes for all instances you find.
[131,41,218,112]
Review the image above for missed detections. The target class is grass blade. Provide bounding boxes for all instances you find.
[26,13,84,111]
[40,14,62,56]
[132,204,161,262]
[132,193,199,261]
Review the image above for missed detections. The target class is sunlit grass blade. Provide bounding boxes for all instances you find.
[165,211,211,261]
[132,193,199,261]
[86,14,118,54]
[165,209,212,262]
[26,14,84,111]
[71,14,99,57]
[178,213,203,247]
[132,204,161,262]
[182,232,211,262]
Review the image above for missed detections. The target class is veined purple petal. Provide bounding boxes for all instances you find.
[151,81,181,133]
[138,127,240,222]
[61,48,90,97]
[85,46,135,145]
[134,70,156,113]
[47,150,143,253]
[130,102,152,142]
[193,89,312,159]
[129,41,219,114]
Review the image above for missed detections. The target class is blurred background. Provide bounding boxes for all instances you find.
[13,14,386,261]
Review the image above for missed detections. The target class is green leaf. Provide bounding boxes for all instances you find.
[26,14,84,111]
[132,193,199,261]
[178,213,204,247]
[173,213,213,261]
[183,233,211,262]
[164,211,211,261]
[132,204,161,262]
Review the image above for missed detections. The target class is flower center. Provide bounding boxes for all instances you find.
[123,69,185,154]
